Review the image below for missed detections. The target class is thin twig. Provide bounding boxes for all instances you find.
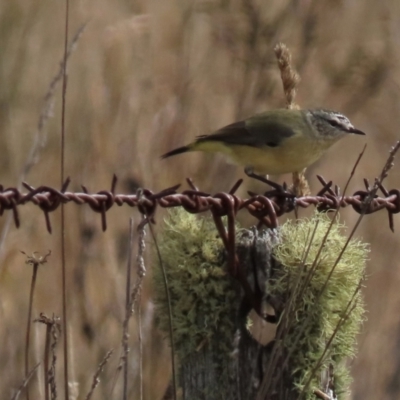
[282,145,366,381]
[34,313,60,400]
[122,218,135,400]
[364,141,400,205]
[61,1,70,399]
[130,217,147,314]
[44,322,51,400]
[11,364,40,400]
[255,237,317,400]
[85,350,114,400]
[257,145,366,399]
[135,219,146,400]
[315,142,396,306]
[138,292,143,400]
[313,388,331,400]
[110,217,147,399]
[293,142,397,397]
[146,218,177,400]
[25,263,38,400]
[21,251,51,400]
[299,276,364,398]
[23,22,88,180]
[49,315,61,400]
[297,144,366,306]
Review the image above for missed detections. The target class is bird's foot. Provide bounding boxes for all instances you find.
[244,167,293,196]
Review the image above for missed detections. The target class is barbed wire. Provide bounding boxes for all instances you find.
[0,174,399,234]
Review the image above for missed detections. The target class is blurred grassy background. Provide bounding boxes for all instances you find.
[1,0,400,399]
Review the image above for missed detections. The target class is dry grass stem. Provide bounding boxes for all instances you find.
[147,217,177,400]
[300,276,365,398]
[294,141,397,397]
[122,218,135,400]
[129,217,147,314]
[135,219,146,400]
[60,3,70,399]
[85,350,114,400]
[274,43,307,196]
[11,364,40,400]
[274,42,300,110]
[34,314,60,400]
[24,22,88,179]
[292,169,311,197]
[257,145,368,398]
[363,140,400,208]
[21,250,51,400]
[49,317,60,400]
[313,388,331,400]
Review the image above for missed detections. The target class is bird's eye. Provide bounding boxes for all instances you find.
[327,119,341,128]
[266,142,279,148]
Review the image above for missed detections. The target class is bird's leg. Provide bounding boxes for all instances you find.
[244,166,289,193]
[244,166,269,184]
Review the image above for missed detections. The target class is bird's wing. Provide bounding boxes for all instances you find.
[195,118,295,148]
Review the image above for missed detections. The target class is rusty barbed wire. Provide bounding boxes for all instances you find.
[0,174,399,234]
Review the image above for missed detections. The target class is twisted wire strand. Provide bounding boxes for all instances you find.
[0,176,399,233]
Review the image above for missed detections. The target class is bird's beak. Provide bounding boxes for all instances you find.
[349,127,365,135]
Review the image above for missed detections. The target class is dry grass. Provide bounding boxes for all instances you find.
[1,1,400,399]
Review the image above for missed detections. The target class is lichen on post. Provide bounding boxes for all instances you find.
[154,208,368,400]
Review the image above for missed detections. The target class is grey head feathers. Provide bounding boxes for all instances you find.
[306,109,365,137]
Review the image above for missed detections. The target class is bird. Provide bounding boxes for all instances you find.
[161,108,365,175]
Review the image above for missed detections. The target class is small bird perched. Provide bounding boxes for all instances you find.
[162,109,365,175]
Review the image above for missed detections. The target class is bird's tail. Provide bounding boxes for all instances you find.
[161,145,191,159]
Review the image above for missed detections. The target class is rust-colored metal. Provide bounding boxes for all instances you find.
[0,176,399,234]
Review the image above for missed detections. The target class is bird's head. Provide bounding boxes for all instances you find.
[307,109,365,139]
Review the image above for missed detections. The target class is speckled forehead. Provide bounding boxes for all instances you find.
[335,113,349,121]
[323,110,351,124]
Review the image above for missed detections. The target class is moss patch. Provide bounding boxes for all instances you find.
[154,208,239,361]
[271,212,369,398]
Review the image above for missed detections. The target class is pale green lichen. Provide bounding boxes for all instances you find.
[154,208,239,362]
[270,212,369,399]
